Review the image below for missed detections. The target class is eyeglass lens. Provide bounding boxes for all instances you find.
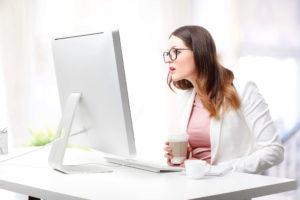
[163,49,177,63]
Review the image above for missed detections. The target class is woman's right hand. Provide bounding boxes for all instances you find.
[164,141,176,166]
[164,141,193,167]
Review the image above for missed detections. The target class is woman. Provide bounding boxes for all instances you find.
[163,25,284,174]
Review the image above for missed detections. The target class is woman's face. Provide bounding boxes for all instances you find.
[166,35,197,83]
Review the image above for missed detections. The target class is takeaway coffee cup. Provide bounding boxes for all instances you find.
[184,160,210,179]
[168,134,189,164]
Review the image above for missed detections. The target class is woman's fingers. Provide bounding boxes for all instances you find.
[164,153,174,166]
[164,153,173,159]
[163,141,172,153]
[167,160,175,166]
[186,146,192,158]
[164,141,173,166]
[164,146,172,153]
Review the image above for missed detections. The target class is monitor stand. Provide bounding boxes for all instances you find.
[48,93,113,174]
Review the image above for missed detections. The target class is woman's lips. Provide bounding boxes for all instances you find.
[169,66,176,71]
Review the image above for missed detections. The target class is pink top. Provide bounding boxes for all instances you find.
[186,94,211,163]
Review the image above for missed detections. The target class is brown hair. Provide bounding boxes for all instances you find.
[167,25,240,119]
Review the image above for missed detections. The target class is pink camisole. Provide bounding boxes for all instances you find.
[186,94,211,163]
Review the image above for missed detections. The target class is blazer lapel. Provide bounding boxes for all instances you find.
[181,89,196,133]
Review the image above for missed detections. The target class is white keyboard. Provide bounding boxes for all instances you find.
[104,156,184,173]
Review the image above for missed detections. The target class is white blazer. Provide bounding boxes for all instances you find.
[179,81,284,174]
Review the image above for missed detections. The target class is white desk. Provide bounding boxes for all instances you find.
[0,147,297,200]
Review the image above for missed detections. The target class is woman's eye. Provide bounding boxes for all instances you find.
[170,50,177,55]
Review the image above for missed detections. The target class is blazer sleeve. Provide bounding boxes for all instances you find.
[227,81,284,173]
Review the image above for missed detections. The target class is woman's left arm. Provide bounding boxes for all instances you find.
[231,81,284,173]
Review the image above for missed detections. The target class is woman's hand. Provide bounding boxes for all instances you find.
[164,141,192,167]
[164,141,176,166]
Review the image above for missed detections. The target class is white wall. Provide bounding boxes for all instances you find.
[0,0,192,162]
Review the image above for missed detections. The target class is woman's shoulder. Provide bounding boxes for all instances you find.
[233,78,262,106]
[234,79,259,97]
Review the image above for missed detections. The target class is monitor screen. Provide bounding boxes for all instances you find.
[50,30,136,173]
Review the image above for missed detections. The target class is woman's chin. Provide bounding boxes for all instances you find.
[171,75,181,82]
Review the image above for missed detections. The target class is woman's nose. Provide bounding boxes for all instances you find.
[165,56,172,63]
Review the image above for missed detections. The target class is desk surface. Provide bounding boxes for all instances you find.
[0,147,297,200]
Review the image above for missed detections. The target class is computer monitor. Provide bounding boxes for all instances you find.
[49,30,136,173]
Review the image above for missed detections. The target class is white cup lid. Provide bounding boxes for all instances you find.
[168,134,189,142]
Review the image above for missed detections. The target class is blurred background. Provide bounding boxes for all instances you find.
[0,0,299,199]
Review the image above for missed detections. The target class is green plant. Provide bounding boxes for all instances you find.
[27,127,56,146]
[27,127,91,151]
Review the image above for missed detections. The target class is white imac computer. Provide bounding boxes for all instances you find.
[49,30,136,173]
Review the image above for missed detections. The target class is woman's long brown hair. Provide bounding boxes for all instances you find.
[167,26,240,119]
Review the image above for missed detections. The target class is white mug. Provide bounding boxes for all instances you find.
[184,160,210,179]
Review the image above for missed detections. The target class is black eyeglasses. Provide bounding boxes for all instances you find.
[163,48,191,63]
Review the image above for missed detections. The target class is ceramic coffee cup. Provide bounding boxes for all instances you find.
[185,160,210,179]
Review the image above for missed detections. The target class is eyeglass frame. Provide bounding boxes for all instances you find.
[163,48,191,63]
